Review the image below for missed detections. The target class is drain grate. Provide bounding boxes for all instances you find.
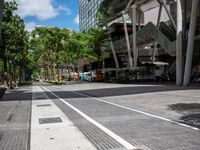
[37,104,51,107]
[39,117,62,124]
[35,97,46,100]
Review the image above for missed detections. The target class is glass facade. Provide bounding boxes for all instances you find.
[79,0,102,32]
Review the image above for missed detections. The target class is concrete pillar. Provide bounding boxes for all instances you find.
[152,4,162,64]
[109,36,119,77]
[152,43,157,63]
[176,0,183,85]
[122,12,133,68]
[183,0,199,86]
[131,5,138,69]
[106,23,119,78]
[157,4,163,27]
[138,12,141,31]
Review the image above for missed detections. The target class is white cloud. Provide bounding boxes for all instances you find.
[25,22,44,32]
[74,14,79,24]
[5,0,72,20]
[58,5,72,15]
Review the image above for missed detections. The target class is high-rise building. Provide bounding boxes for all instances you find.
[78,0,102,32]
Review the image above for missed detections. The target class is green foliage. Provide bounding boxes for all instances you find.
[31,26,72,80]
[1,1,29,65]
[67,32,94,62]
[0,1,29,88]
[88,28,106,58]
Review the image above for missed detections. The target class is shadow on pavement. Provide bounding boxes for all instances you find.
[168,103,200,128]
[2,84,200,129]
[76,85,200,98]
[2,84,200,101]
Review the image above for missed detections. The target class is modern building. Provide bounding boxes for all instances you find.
[78,0,102,32]
[96,0,200,85]
[79,0,200,85]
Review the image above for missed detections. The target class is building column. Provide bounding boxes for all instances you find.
[176,0,183,85]
[131,5,138,69]
[183,0,199,86]
[152,4,162,63]
[152,43,157,63]
[109,36,120,78]
[122,12,133,69]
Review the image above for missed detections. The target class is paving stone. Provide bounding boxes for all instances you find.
[44,83,200,150]
[0,86,32,150]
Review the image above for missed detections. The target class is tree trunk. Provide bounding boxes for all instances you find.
[3,55,9,87]
[18,67,22,85]
[67,65,72,81]
[57,63,60,82]
[8,61,13,89]
[3,56,7,73]
[47,64,50,81]
[73,65,76,81]
[13,65,17,87]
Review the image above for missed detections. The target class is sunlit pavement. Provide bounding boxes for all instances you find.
[0,82,200,150]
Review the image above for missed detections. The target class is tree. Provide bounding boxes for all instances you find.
[66,31,100,79]
[0,1,29,88]
[31,27,70,81]
[88,28,107,69]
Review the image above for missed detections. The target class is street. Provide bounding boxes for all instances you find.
[0,82,200,150]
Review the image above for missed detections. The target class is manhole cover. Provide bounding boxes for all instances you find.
[37,104,51,107]
[39,117,63,124]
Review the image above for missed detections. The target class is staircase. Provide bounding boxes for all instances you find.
[136,22,176,56]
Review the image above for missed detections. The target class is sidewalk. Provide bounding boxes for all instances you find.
[31,85,96,150]
[0,85,97,150]
[0,86,32,150]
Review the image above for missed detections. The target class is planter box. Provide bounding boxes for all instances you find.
[0,87,7,100]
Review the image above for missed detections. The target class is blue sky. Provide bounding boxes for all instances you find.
[6,0,79,32]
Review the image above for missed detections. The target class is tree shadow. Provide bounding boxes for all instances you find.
[1,84,200,101]
[76,85,200,98]
[168,103,200,128]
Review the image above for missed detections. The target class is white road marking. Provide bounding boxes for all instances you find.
[71,90,200,131]
[41,85,138,150]
[31,86,96,150]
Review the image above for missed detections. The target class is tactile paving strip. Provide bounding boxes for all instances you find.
[52,99,126,150]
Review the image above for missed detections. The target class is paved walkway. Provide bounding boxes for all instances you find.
[0,86,32,150]
[0,85,97,150]
[57,82,200,128]
[0,82,200,150]
[31,85,96,150]
[42,82,200,150]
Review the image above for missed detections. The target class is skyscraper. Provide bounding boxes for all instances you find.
[78,0,102,32]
